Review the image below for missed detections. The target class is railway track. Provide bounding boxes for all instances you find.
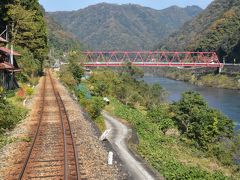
[18,70,80,180]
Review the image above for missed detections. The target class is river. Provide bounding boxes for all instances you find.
[143,76,240,130]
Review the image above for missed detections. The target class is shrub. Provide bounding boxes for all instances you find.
[60,70,76,88]
[95,116,106,132]
[0,97,27,134]
[71,63,84,84]
[26,86,34,96]
[86,97,105,119]
[147,105,175,134]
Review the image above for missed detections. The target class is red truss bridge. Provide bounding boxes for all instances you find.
[80,51,223,68]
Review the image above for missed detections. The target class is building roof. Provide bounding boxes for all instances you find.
[0,47,21,56]
[0,61,14,70]
[0,37,7,42]
[6,68,21,72]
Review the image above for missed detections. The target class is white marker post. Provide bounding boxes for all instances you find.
[99,129,111,141]
[108,151,113,165]
[23,98,28,106]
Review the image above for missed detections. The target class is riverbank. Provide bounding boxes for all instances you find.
[142,76,240,130]
[143,67,240,90]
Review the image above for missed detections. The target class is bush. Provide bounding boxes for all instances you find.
[71,63,84,84]
[26,86,34,96]
[95,116,106,132]
[0,97,27,134]
[86,97,105,119]
[147,105,175,134]
[59,69,76,88]
[209,142,234,166]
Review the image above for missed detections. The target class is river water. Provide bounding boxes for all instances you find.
[143,76,240,130]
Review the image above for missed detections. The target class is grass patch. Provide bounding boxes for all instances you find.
[0,136,31,149]
[95,116,106,133]
[0,136,16,149]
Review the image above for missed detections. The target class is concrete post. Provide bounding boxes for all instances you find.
[218,64,224,74]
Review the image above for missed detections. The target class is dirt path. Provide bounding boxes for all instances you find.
[103,112,164,180]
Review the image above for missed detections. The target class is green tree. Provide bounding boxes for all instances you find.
[172,91,234,149]
[144,84,167,108]
[120,62,144,79]
[0,0,48,72]
[71,64,84,84]
[68,52,84,84]
[86,97,105,119]
[15,46,39,81]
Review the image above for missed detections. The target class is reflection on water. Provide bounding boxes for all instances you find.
[143,76,240,130]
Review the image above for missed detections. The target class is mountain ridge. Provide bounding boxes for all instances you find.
[46,14,83,56]
[48,3,202,50]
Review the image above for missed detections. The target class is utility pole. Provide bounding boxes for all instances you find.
[10,44,13,65]
[6,25,8,43]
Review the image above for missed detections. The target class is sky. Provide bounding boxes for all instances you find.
[39,0,214,12]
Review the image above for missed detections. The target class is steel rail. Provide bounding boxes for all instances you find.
[18,73,47,180]
[48,70,68,179]
[57,91,81,179]
[48,70,80,180]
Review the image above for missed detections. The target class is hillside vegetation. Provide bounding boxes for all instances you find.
[49,3,202,50]
[159,0,240,63]
[45,14,83,57]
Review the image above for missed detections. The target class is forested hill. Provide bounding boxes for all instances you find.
[158,0,240,63]
[0,0,48,75]
[46,14,83,56]
[48,3,202,50]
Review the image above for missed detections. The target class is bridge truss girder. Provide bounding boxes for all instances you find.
[80,51,222,68]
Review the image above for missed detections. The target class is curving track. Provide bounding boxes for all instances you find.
[18,70,80,180]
